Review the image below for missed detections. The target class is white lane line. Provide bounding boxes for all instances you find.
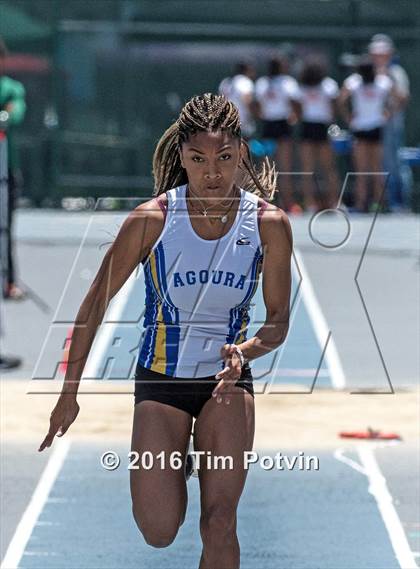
[334,448,367,475]
[357,445,418,569]
[335,444,418,569]
[294,248,346,390]
[1,437,71,569]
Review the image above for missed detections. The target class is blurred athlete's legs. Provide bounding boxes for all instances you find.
[4,169,25,300]
[300,141,317,210]
[370,142,385,207]
[353,139,370,211]
[275,138,295,210]
[383,114,404,210]
[317,142,340,209]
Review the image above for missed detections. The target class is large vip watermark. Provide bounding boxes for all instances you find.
[305,170,393,394]
[30,173,394,395]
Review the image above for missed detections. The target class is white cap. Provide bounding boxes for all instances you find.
[368,34,394,55]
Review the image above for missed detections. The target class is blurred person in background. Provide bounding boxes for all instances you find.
[339,55,394,212]
[218,61,256,140]
[0,354,21,371]
[295,56,340,211]
[0,306,22,370]
[0,37,27,300]
[254,56,301,213]
[368,34,411,212]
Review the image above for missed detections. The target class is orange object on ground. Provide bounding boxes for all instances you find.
[339,427,401,441]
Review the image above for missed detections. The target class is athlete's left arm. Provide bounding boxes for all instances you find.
[213,206,292,398]
[240,206,292,360]
[249,205,293,359]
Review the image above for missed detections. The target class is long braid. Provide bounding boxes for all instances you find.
[152,93,278,201]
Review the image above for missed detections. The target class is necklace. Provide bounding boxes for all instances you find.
[186,185,239,224]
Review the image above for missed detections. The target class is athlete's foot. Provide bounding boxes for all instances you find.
[185,453,195,481]
[350,201,366,214]
[286,203,303,215]
[303,203,319,214]
[337,204,349,214]
[0,355,22,370]
[368,201,382,213]
[389,204,410,214]
[5,283,27,301]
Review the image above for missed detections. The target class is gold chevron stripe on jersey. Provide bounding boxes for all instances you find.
[150,303,168,374]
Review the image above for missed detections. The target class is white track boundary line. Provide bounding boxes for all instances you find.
[1,437,71,569]
[357,445,418,569]
[294,248,346,390]
[335,444,417,569]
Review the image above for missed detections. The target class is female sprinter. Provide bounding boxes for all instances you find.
[38,93,292,569]
[296,57,340,211]
[339,55,394,212]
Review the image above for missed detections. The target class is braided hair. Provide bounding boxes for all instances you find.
[152,92,278,201]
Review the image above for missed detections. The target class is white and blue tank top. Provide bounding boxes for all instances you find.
[137,184,264,378]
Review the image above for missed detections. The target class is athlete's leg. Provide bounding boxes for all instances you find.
[130,400,193,547]
[300,141,317,210]
[317,142,340,208]
[370,141,384,206]
[353,139,370,210]
[275,138,294,209]
[194,387,255,569]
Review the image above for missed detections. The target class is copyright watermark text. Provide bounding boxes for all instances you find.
[100,450,319,471]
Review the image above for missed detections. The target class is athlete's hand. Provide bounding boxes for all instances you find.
[212,343,243,405]
[38,394,80,452]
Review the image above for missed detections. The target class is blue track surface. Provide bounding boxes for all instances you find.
[20,443,399,569]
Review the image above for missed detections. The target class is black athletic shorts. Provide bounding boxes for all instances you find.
[134,362,254,418]
[301,121,328,142]
[352,127,383,142]
[261,119,291,140]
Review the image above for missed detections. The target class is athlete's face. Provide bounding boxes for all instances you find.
[371,52,391,69]
[180,131,243,197]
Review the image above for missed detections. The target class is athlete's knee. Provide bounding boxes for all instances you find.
[132,504,179,548]
[200,505,237,545]
[142,530,177,549]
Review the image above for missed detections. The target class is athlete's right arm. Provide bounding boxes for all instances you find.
[38,198,165,451]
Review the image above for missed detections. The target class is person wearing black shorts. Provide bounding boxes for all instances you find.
[255,56,301,212]
[39,93,292,569]
[261,117,291,140]
[134,361,255,418]
[352,127,383,143]
[296,57,340,211]
[339,56,394,211]
[301,121,328,143]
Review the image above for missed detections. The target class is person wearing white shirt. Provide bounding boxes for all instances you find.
[255,57,301,212]
[218,62,256,139]
[295,57,340,211]
[339,56,394,212]
[368,34,411,211]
